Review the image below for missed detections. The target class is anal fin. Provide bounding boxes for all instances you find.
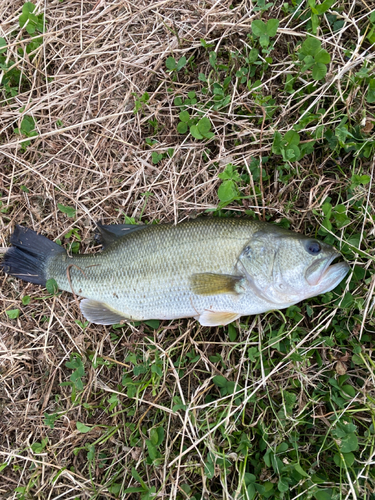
[197,310,241,326]
[80,299,129,325]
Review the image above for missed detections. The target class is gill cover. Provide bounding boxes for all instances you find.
[238,230,286,305]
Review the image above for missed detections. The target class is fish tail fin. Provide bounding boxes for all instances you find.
[1,225,65,286]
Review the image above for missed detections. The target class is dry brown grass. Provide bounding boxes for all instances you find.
[1,0,375,498]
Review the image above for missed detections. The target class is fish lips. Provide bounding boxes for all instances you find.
[305,254,350,293]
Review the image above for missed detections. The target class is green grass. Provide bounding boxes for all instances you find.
[0,0,375,499]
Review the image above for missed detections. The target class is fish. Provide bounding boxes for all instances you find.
[1,218,350,326]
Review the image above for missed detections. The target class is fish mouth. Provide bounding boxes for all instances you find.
[305,253,350,292]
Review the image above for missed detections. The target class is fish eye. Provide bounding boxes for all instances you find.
[306,241,321,255]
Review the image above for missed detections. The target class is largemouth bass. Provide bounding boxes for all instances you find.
[1,219,349,326]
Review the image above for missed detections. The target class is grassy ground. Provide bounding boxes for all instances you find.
[1,0,375,498]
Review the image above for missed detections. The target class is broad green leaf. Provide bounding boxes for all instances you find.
[217,179,238,202]
[146,439,158,460]
[321,201,332,218]
[335,122,350,145]
[31,439,47,453]
[151,362,162,376]
[352,354,363,365]
[248,48,259,63]
[19,13,29,29]
[46,278,59,295]
[283,144,300,161]
[22,295,31,305]
[247,483,256,499]
[213,375,227,387]
[76,422,91,433]
[151,151,163,164]
[351,174,370,186]
[276,442,289,453]
[150,428,159,446]
[301,37,321,56]
[22,2,36,14]
[284,130,300,146]
[150,426,164,446]
[209,51,217,67]
[266,19,279,37]
[57,203,76,218]
[20,115,36,133]
[176,56,186,71]
[144,319,160,329]
[247,347,259,362]
[340,433,358,453]
[190,124,203,139]
[25,21,37,35]
[228,323,237,341]
[334,452,355,467]
[177,121,188,134]
[218,163,241,182]
[0,38,6,54]
[321,218,332,231]
[315,49,330,64]
[204,458,215,479]
[314,490,333,500]
[278,477,289,493]
[6,309,20,319]
[312,62,327,80]
[179,110,190,122]
[36,14,45,33]
[342,384,356,397]
[294,463,309,477]
[259,34,270,47]
[315,0,335,15]
[131,467,147,488]
[252,20,267,36]
[303,55,315,69]
[165,56,176,70]
[197,116,211,134]
[245,473,256,485]
[272,131,283,154]
[311,13,319,34]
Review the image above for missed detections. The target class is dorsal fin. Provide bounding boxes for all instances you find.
[95,223,147,249]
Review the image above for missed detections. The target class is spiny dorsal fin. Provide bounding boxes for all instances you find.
[190,273,246,296]
[95,223,147,249]
[197,310,241,326]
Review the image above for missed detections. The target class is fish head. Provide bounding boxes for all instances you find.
[239,227,349,308]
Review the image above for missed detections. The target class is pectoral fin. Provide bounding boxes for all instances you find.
[80,299,129,325]
[190,273,246,296]
[197,310,241,326]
